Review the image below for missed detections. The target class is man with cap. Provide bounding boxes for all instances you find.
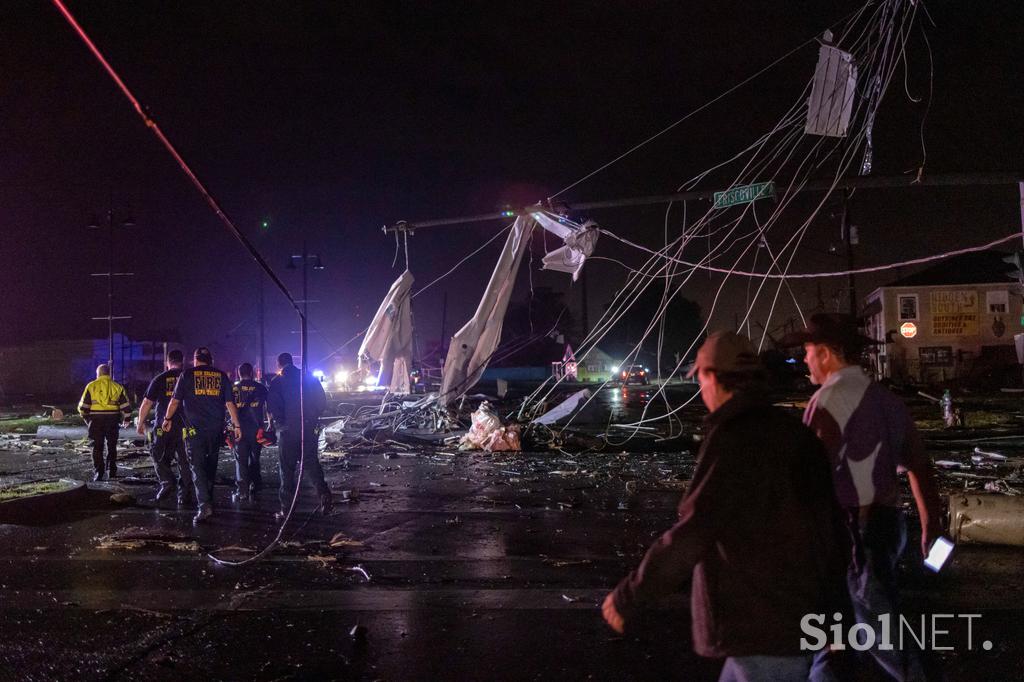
[781,313,942,681]
[137,349,194,506]
[161,347,243,525]
[603,331,848,681]
[231,362,268,503]
[267,352,332,518]
[77,364,132,481]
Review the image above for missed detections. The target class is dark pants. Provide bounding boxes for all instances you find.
[234,429,262,495]
[151,426,193,499]
[184,430,222,506]
[278,425,328,509]
[88,415,120,475]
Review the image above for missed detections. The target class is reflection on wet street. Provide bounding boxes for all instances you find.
[0,388,1022,680]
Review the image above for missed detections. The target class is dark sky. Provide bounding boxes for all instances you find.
[2,1,1022,370]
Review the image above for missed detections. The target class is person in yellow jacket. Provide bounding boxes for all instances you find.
[78,364,132,481]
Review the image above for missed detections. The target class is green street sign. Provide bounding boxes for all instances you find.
[713,181,776,209]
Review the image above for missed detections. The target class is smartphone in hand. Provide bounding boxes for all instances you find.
[924,536,954,572]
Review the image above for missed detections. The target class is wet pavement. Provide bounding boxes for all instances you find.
[1,389,1023,680]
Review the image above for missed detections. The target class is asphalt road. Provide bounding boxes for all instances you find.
[1,392,1022,680]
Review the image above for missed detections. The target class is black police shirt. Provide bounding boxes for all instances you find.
[233,379,268,431]
[144,368,183,427]
[171,365,233,434]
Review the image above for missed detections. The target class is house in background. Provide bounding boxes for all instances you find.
[863,251,1022,383]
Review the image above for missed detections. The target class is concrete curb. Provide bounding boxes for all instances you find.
[0,479,87,524]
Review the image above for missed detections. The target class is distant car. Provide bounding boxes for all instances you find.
[620,364,649,385]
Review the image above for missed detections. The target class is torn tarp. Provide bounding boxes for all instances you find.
[530,212,599,281]
[439,216,536,404]
[532,388,591,425]
[358,270,414,394]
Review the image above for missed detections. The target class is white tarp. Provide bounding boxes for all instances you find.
[805,44,857,138]
[532,388,591,425]
[358,270,414,394]
[439,216,535,403]
[530,212,599,281]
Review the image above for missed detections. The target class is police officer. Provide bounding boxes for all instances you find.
[77,363,131,481]
[267,352,332,518]
[162,347,242,525]
[136,350,194,506]
[231,362,268,503]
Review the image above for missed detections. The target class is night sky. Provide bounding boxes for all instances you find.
[2,1,1022,373]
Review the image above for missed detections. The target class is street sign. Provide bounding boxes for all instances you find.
[713,181,775,209]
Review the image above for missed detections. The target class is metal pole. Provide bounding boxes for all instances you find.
[258,272,266,380]
[383,172,1023,233]
[107,209,114,378]
[841,189,857,316]
[302,240,309,333]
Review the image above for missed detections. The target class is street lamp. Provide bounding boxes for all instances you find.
[88,206,135,380]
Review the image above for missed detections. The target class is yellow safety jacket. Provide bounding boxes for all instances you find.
[78,375,131,419]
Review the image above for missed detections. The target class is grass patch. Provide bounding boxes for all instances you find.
[0,480,77,502]
[0,416,84,434]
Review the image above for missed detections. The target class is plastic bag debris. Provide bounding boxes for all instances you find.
[459,402,501,450]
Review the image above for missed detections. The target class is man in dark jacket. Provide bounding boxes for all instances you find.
[162,347,243,525]
[231,362,268,503]
[137,349,194,506]
[603,331,847,681]
[266,352,332,517]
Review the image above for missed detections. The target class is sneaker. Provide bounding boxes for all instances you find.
[193,504,214,525]
[231,491,250,504]
[155,486,175,501]
[108,469,119,479]
[92,471,104,482]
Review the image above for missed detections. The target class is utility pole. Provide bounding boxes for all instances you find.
[439,291,448,357]
[257,218,270,380]
[840,189,857,316]
[579,267,590,337]
[88,202,134,380]
[287,241,325,366]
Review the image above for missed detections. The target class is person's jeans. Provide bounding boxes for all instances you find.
[184,430,222,506]
[277,425,328,509]
[719,655,812,682]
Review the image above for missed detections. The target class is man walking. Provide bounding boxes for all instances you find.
[231,362,268,503]
[267,352,332,518]
[77,363,131,481]
[603,332,847,681]
[137,350,194,506]
[782,313,943,681]
[162,347,242,525]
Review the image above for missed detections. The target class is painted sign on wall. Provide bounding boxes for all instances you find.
[930,291,978,336]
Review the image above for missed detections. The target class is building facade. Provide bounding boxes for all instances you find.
[863,252,1022,383]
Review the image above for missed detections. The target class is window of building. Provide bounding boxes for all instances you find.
[898,294,918,321]
[987,290,1009,314]
[919,346,954,367]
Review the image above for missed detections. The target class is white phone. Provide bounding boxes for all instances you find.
[924,536,954,572]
